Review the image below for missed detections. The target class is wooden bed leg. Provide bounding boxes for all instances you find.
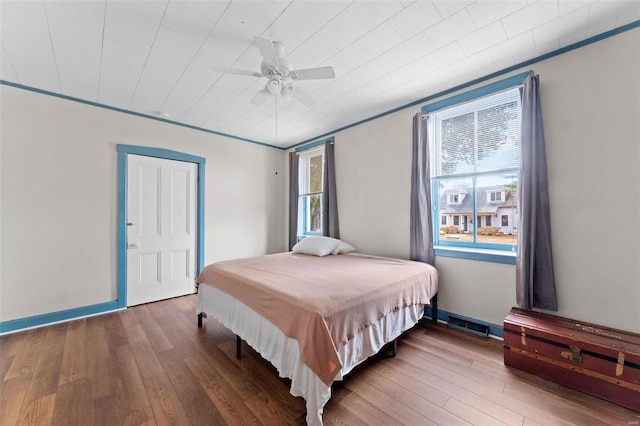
[391,338,398,357]
[236,335,242,359]
[197,312,203,328]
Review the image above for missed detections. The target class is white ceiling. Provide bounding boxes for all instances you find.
[1,1,638,148]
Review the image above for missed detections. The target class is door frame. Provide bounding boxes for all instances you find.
[117,144,206,309]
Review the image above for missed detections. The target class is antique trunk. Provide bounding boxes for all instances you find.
[503,307,640,411]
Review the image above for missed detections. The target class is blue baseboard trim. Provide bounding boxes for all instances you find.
[0,301,120,334]
[423,306,503,339]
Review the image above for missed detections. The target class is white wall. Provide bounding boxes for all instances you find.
[326,28,640,333]
[0,86,286,323]
[337,112,413,260]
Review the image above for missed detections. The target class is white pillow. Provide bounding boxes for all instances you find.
[292,236,341,257]
[332,241,355,255]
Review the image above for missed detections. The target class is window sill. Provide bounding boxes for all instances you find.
[434,246,516,265]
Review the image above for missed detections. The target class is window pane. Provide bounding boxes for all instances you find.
[300,194,323,234]
[438,178,472,240]
[309,154,323,193]
[299,148,324,195]
[436,112,474,176]
[476,174,518,246]
[432,88,520,179]
[476,100,520,173]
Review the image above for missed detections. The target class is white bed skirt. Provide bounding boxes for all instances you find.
[197,284,425,425]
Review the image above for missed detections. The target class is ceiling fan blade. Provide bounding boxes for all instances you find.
[289,66,335,80]
[250,92,268,105]
[291,86,317,108]
[250,86,270,105]
[212,66,263,78]
[253,36,279,69]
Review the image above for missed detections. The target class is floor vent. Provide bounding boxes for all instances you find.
[447,315,489,337]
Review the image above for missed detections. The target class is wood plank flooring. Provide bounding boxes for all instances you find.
[1,295,638,425]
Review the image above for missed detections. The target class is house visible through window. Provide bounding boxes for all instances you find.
[298,146,324,236]
[428,86,521,250]
[448,194,461,204]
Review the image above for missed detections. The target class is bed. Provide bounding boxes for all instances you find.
[195,249,438,425]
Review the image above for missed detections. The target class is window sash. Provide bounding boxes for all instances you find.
[299,193,323,235]
[430,85,520,252]
[298,147,324,196]
[433,173,517,251]
[298,146,324,236]
[430,88,521,180]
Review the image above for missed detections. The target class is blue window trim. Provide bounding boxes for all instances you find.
[427,73,525,264]
[434,247,516,265]
[295,136,333,153]
[421,70,530,114]
[116,144,206,309]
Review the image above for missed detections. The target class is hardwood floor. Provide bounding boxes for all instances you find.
[1,295,638,425]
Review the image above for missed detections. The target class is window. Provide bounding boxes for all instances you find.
[441,215,447,226]
[429,86,520,251]
[489,191,502,202]
[501,215,509,227]
[298,146,324,236]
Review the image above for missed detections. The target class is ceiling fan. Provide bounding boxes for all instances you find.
[213,36,336,108]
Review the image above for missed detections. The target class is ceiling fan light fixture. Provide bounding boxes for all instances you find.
[281,84,294,101]
[267,79,280,94]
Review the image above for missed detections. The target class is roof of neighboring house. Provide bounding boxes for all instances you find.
[439,186,517,215]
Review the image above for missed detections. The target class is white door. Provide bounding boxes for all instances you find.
[127,154,197,306]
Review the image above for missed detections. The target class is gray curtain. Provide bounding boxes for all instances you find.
[410,113,435,265]
[322,140,340,239]
[516,74,557,311]
[288,152,299,250]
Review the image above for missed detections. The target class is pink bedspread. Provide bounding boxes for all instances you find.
[196,252,438,385]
